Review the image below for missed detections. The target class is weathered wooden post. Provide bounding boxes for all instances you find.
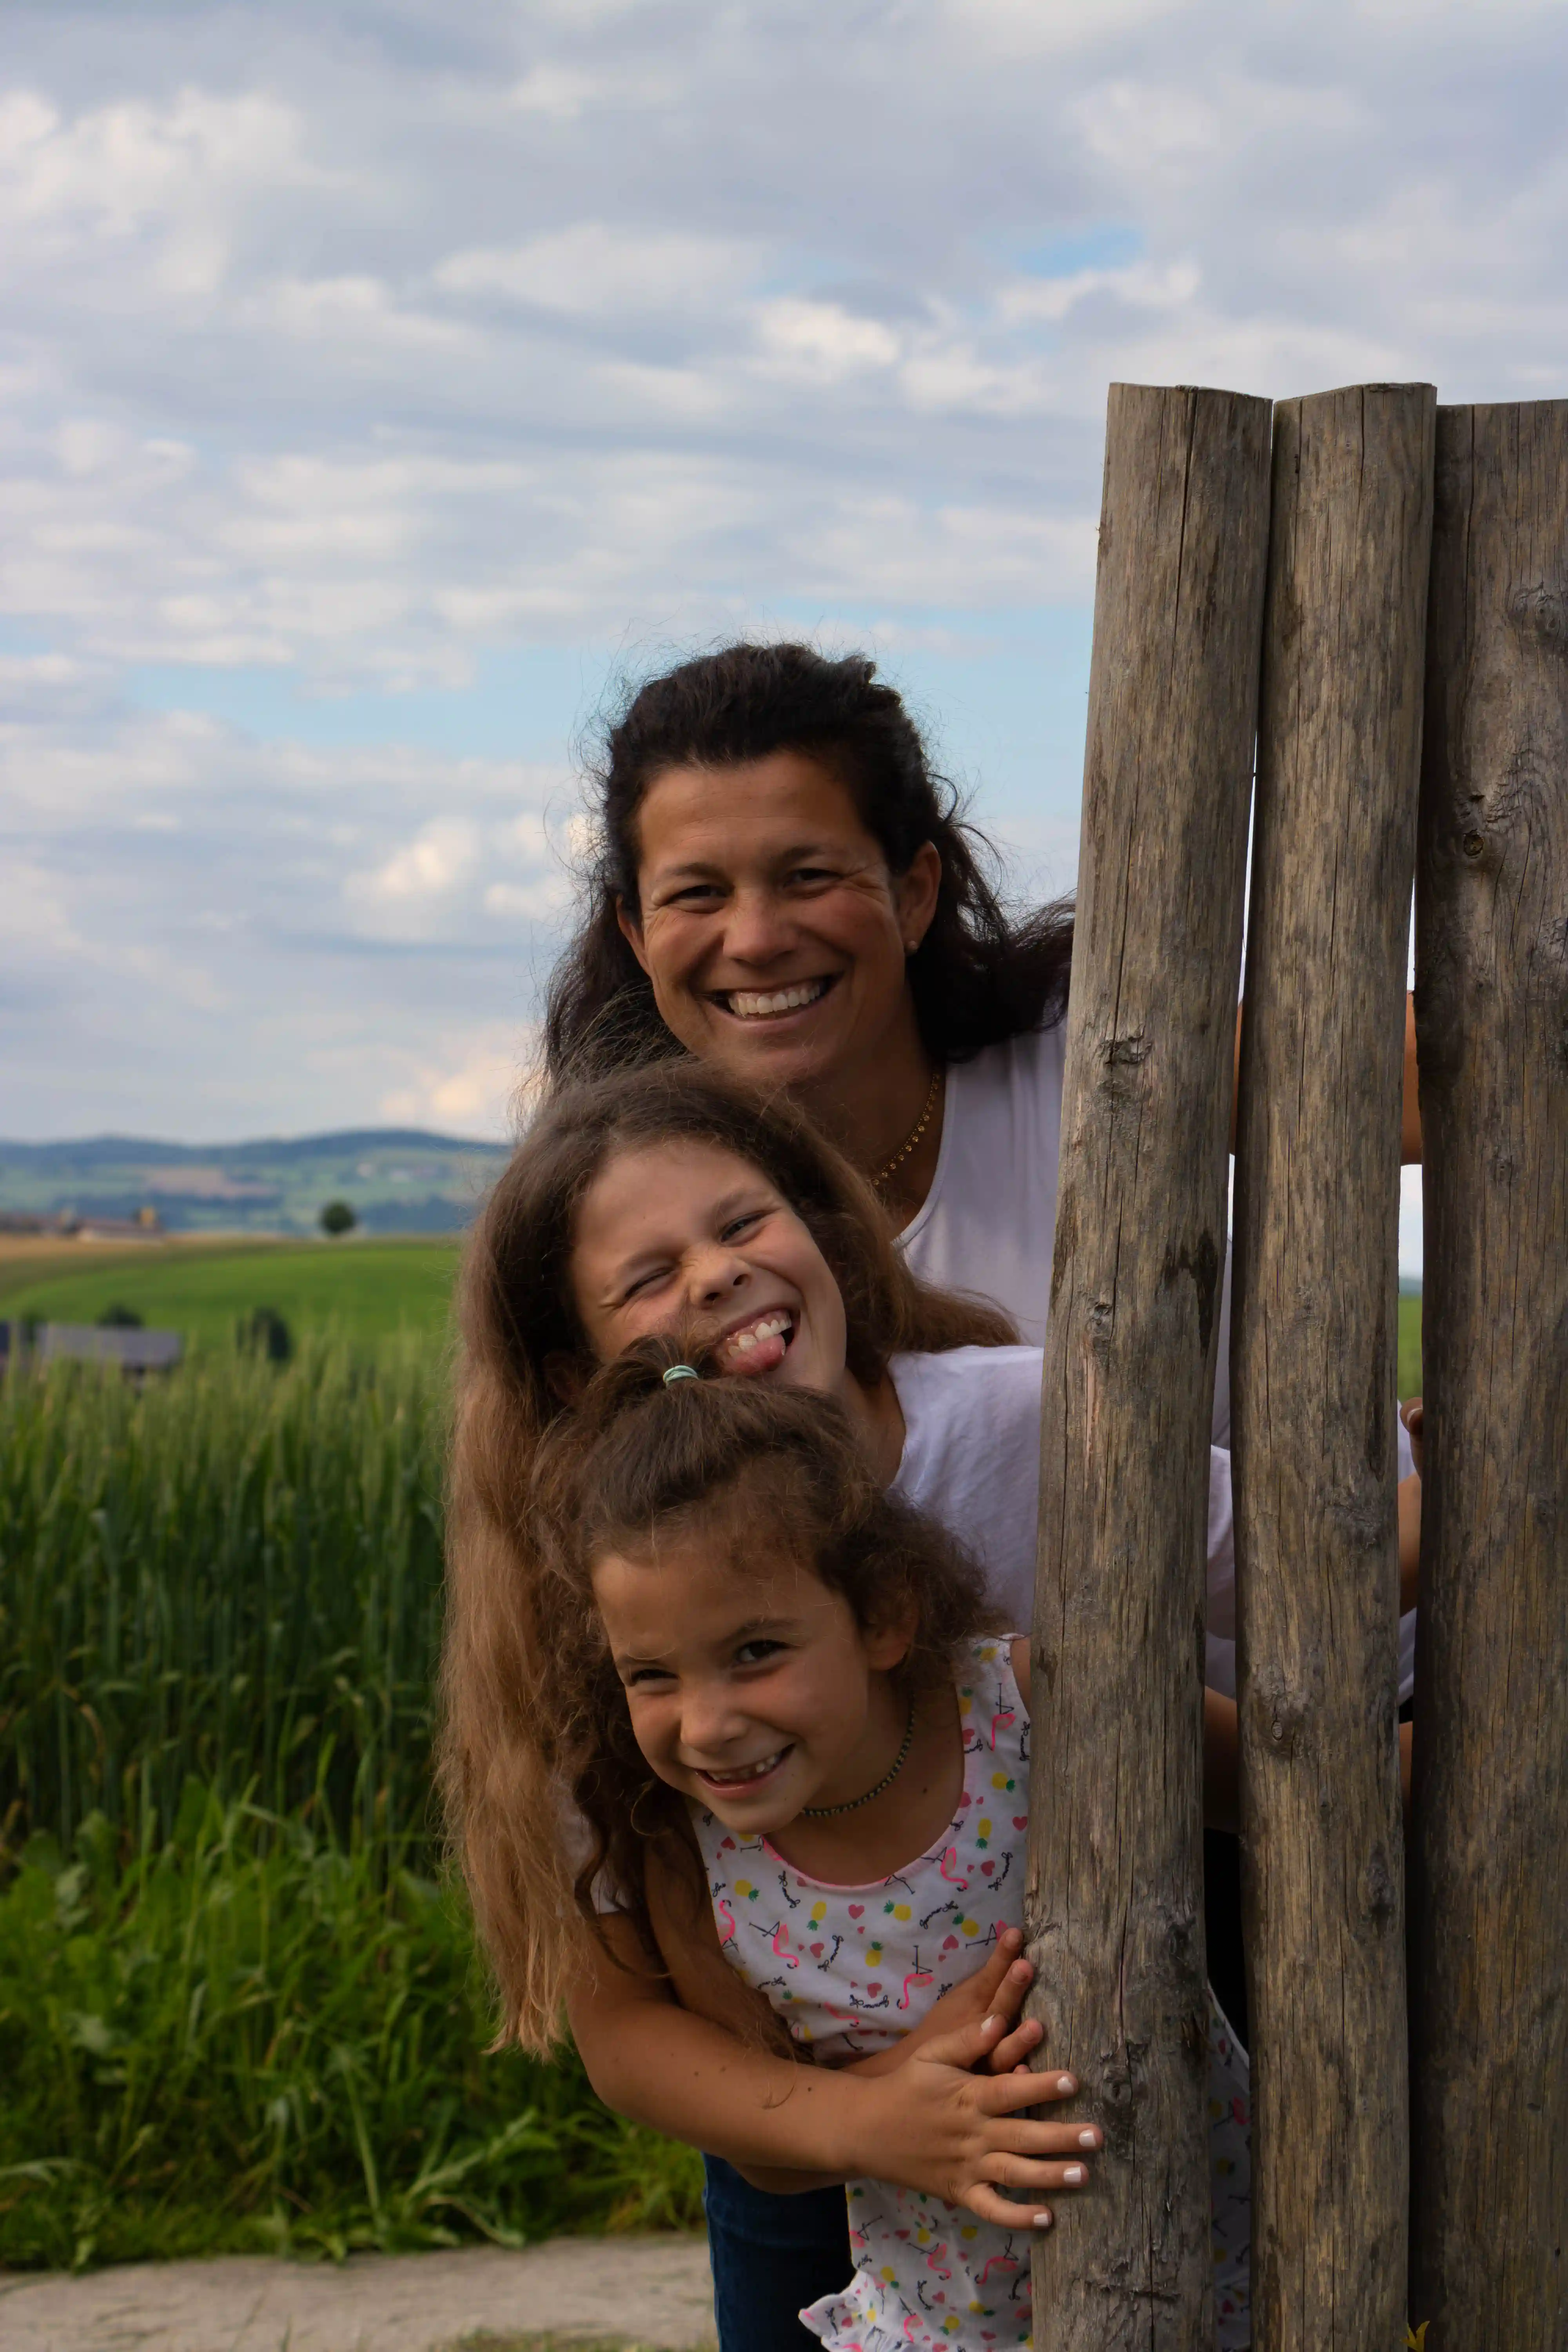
[1231,382,1434,2348]
[1408,400,1568,2347]
[1026,382,1271,2350]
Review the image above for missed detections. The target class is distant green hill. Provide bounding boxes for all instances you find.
[0,1128,509,1237]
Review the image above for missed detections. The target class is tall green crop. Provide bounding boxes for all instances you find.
[0,1340,448,1861]
[0,1347,705,2268]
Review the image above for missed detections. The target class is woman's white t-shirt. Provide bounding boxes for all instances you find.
[888,1345,1416,1704]
[894,1024,1236,1443]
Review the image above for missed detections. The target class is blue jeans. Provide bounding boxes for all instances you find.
[703,2156,853,2351]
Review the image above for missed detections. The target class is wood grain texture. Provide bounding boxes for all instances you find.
[1408,401,1568,2348]
[1026,383,1271,2352]
[1231,382,1434,2349]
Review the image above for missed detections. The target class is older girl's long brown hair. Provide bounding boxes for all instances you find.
[439,1060,1014,2050]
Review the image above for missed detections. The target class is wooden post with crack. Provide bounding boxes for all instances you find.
[1230,381,1435,2350]
[1025,381,1270,2350]
[1407,399,1568,2348]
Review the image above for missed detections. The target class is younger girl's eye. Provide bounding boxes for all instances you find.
[735,1638,786,1667]
[720,1209,765,1242]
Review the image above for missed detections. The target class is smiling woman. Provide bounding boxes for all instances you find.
[544,645,1076,1330]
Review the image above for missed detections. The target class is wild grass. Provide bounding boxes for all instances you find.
[0,1344,703,2269]
[0,1237,461,1351]
[0,1337,448,1858]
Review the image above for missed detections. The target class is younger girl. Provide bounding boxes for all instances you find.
[521,1338,1252,2351]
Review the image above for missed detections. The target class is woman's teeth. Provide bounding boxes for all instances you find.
[723,979,830,1020]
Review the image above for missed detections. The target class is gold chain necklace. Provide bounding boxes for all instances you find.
[799,1695,917,1818]
[872,1068,942,1193]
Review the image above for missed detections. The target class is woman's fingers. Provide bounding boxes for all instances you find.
[1401,1395,1424,1472]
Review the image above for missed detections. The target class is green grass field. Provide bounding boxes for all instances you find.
[2,1239,1425,1390]
[0,1238,461,1352]
[0,1341,700,2268]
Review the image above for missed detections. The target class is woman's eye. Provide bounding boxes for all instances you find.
[666,882,724,907]
[786,866,836,888]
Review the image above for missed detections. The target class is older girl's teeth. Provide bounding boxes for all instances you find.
[726,981,828,1018]
[722,1312,791,1362]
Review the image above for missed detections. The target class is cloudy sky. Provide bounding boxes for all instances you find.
[5,0,1566,1166]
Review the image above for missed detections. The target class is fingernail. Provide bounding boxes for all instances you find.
[1056,2074,1076,2094]
[982,2016,1000,2032]
[1078,2129,1098,2148]
[1063,2165,1085,2185]
[1033,2211,1053,2229]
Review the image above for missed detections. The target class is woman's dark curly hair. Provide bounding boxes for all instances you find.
[543,642,1073,1080]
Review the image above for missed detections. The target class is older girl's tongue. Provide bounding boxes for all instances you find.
[719,1312,792,1374]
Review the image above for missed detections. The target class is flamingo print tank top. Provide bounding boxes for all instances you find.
[691,1637,1252,2350]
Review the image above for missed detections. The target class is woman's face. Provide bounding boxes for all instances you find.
[570,1138,850,1395]
[617,750,940,1096]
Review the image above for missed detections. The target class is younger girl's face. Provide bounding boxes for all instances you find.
[571,1139,849,1395]
[592,1519,910,1835]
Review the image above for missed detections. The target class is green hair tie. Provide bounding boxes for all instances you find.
[662,1364,701,1387]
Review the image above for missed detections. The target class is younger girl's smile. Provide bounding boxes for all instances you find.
[591,1530,913,1837]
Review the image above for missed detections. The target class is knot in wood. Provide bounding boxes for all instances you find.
[1506,579,1568,656]
[1252,1684,1310,1760]
[1463,831,1486,858]
[1362,1844,1399,1933]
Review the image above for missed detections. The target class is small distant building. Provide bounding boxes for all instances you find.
[33,1323,183,1375]
[74,1207,163,1242]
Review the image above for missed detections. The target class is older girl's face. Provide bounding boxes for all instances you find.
[570,1139,850,1396]
[617,751,940,1097]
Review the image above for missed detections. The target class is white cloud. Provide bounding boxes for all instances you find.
[378,1024,536,1137]
[436,224,757,316]
[5,0,1568,1132]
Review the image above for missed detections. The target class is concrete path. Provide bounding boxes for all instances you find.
[0,2234,716,2352]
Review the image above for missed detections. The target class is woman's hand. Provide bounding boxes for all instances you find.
[1399,1398,1423,1614]
[1401,1397,1424,1475]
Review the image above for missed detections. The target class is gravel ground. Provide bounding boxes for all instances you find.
[0,2235,716,2352]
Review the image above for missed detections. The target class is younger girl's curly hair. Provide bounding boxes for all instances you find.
[474,1333,995,2053]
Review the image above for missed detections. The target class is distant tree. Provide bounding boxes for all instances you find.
[238,1305,293,1363]
[319,1200,357,1238]
[96,1303,144,1328]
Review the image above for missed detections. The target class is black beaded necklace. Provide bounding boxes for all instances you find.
[799,1694,917,1819]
